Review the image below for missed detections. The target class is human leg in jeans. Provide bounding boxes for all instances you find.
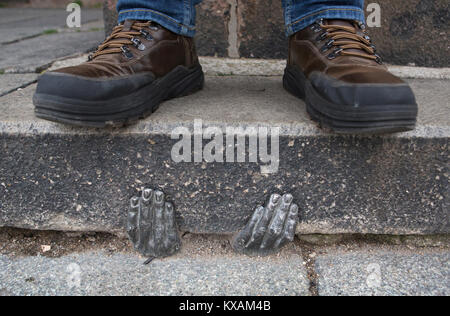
[116,0,201,37]
[283,0,417,133]
[34,0,417,133]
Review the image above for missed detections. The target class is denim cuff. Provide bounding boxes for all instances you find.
[285,7,365,36]
[118,8,196,37]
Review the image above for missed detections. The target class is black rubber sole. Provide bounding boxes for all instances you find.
[283,65,418,134]
[34,64,204,128]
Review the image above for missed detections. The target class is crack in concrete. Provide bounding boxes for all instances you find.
[1,21,104,47]
[0,79,38,98]
[2,51,91,75]
[1,33,44,46]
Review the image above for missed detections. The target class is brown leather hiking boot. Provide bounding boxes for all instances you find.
[33,20,204,127]
[284,19,418,134]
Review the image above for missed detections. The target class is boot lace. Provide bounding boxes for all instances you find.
[310,19,382,64]
[89,21,159,60]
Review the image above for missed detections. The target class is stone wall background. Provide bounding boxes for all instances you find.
[103,0,449,67]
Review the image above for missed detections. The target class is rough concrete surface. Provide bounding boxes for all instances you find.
[0,76,448,235]
[0,251,309,296]
[195,0,231,58]
[316,250,449,296]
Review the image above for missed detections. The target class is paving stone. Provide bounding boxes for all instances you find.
[0,251,309,296]
[0,30,105,73]
[0,77,448,235]
[315,250,450,296]
[0,8,103,44]
[2,0,103,8]
[0,74,37,97]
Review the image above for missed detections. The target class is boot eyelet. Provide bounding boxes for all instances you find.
[140,29,153,41]
[131,37,146,51]
[375,54,383,64]
[320,39,334,53]
[311,24,322,33]
[121,46,134,59]
[310,20,323,33]
[149,23,159,31]
[316,31,328,42]
[327,48,343,60]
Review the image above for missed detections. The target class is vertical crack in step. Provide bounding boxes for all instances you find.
[226,0,240,58]
[299,241,319,296]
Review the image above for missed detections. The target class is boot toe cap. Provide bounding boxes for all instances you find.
[35,70,155,102]
[309,71,417,108]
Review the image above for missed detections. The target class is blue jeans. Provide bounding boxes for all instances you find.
[117,0,365,37]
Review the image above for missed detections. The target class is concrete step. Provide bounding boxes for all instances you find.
[0,231,448,296]
[0,65,448,236]
[0,8,104,73]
